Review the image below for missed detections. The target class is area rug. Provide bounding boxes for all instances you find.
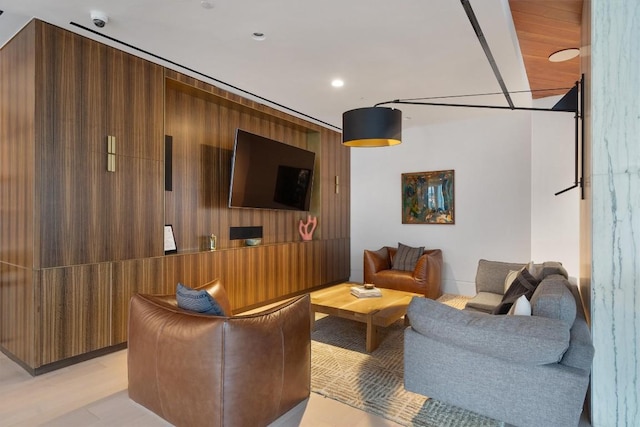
[310,294,504,427]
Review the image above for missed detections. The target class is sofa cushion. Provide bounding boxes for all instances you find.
[176,282,226,315]
[475,259,527,295]
[531,277,576,326]
[492,268,540,315]
[464,291,503,313]
[408,297,570,365]
[391,243,424,271]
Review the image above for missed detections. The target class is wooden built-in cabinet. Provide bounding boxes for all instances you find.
[37,22,165,268]
[0,19,350,374]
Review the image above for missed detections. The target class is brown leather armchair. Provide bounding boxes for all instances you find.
[128,279,311,427]
[363,246,443,299]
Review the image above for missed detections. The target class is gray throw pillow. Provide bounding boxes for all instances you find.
[392,242,424,271]
[176,282,226,315]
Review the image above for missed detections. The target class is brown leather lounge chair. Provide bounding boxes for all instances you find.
[127,279,311,427]
[364,246,443,299]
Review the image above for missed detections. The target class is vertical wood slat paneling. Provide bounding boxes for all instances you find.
[1,20,349,371]
[39,264,111,365]
[0,21,37,368]
[0,264,36,368]
[37,21,164,268]
[1,20,36,269]
[160,241,330,313]
[111,257,165,344]
[37,21,86,267]
[164,78,326,253]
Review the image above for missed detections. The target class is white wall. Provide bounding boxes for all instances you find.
[350,111,533,296]
[531,96,580,278]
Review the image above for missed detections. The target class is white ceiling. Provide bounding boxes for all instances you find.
[0,0,533,130]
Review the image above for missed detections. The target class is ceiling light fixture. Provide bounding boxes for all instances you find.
[331,79,344,88]
[548,48,580,62]
[251,32,266,41]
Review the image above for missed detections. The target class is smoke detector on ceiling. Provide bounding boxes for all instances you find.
[90,11,109,28]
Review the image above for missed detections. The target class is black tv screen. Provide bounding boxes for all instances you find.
[229,129,315,211]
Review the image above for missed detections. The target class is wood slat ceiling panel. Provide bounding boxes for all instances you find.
[509,0,582,98]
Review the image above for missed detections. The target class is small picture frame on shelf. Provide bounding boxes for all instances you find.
[164,225,177,254]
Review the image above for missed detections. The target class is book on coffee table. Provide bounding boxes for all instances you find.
[350,285,382,298]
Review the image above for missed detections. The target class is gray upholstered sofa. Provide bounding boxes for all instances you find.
[404,260,594,427]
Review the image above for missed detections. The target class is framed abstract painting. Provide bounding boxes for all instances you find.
[401,170,455,224]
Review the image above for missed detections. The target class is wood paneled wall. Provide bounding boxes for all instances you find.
[0,21,37,369]
[164,77,324,252]
[0,264,36,369]
[0,20,35,269]
[39,264,112,365]
[36,21,165,268]
[0,20,349,373]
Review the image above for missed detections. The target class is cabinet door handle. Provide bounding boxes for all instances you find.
[107,136,116,172]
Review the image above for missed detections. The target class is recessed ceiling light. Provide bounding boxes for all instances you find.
[200,0,214,9]
[331,79,344,88]
[548,48,580,62]
[251,32,266,41]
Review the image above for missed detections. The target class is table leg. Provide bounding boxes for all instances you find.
[310,308,316,331]
[366,316,379,352]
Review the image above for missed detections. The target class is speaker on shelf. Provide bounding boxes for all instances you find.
[229,226,263,240]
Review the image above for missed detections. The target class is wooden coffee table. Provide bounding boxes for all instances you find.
[309,282,422,352]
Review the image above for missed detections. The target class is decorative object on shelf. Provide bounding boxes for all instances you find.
[402,170,455,224]
[209,234,217,250]
[298,215,317,241]
[245,238,262,246]
[164,225,177,254]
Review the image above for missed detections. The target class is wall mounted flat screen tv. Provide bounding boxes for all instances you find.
[229,129,315,211]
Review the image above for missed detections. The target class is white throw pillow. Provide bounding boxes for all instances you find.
[508,294,532,316]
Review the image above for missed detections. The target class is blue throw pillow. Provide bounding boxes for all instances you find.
[176,283,226,316]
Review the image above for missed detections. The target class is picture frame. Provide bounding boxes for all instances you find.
[164,225,177,254]
[401,170,455,224]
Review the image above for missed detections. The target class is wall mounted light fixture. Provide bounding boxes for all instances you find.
[340,0,584,199]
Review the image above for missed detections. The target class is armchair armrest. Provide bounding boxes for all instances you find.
[363,247,390,282]
[413,249,443,289]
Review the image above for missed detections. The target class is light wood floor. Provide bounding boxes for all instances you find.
[0,349,402,427]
